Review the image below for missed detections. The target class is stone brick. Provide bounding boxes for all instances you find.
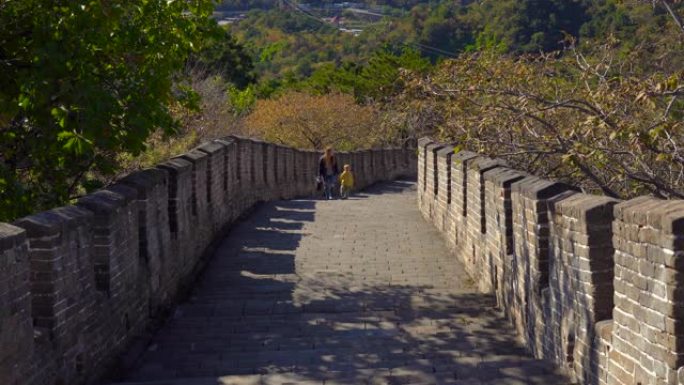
[0,139,418,385]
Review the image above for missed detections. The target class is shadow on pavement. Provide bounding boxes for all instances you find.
[114,181,570,385]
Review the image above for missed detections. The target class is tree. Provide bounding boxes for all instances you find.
[384,43,684,199]
[243,91,381,150]
[467,0,588,53]
[301,48,432,102]
[189,28,256,89]
[0,0,216,221]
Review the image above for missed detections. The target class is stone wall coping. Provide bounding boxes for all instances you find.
[436,145,455,157]
[14,205,92,237]
[425,143,446,153]
[13,211,65,238]
[177,149,208,163]
[0,223,26,252]
[615,197,684,234]
[215,137,236,146]
[452,150,479,165]
[227,134,249,142]
[613,195,660,224]
[107,183,139,203]
[554,193,620,224]
[51,205,94,228]
[157,158,193,175]
[196,141,225,154]
[77,187,135,215]
[482,167,527,187]
[511,175,577,200]
[467,156,507,172]
[613,195,662,222]
[119,169,169,199]
[417,137,434,148]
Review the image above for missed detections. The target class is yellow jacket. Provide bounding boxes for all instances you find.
[339,170,354,187]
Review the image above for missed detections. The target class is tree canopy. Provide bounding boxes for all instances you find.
[0,0,217,220]
[4,0,684,221]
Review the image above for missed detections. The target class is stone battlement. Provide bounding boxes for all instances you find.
[417,137,684,385]
[0,137,416,385]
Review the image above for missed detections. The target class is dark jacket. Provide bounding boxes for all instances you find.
[319,155,339,178]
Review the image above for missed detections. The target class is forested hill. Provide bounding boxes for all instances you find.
[217,1,448,11]
[223,0,684,201]
[224,0,682,90]
[2,0,684,221]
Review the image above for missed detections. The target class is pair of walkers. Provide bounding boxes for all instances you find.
[318,147,354,200]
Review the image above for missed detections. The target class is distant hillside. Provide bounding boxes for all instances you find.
[217,1,440,12]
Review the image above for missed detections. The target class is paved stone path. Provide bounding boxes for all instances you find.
[116,181,571,385]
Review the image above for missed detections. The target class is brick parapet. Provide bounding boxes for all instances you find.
[417,137,684,385]
[610,197,684,385]
[549,194,619,382]
[434,146,455,235]
[482,167,527,312]
[0,223,35,385]
[0,139,416,385]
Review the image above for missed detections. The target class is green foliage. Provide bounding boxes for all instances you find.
[465,0,589,53]
[4,0,684,220]
[382,44,684,198]
[0,0,217,221]
[218,1,437,12]
[228,84,257,115]
[299,48,431,101]
[190,28,256,89]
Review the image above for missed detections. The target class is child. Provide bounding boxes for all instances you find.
[339,164,354,199]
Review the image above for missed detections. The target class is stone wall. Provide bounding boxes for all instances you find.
[0,137,416,385]
[418,137,684,385]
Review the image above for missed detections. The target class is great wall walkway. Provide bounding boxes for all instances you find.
[114,180,570,385]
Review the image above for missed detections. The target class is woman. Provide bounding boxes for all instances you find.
[319,146,339,200]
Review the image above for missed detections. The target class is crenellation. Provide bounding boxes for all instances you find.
[421,143,445,223]
[549,193,619,382]
[434,145,455,234]
[0,139,416,385]
[301,149,317,193]
[370,149,381,183]
[119,168,172,313]
[285,146,296,198]
[216,137,239,223]
[14,205,99,385]
[482,167,527,313]
[292,147,303,196]
[248,139,266,201]
[463,156,507,293]
[416,137,684,385]
[610,197,684,385]
[417,138,432,198]
[229,136,254,211]
[0,223,35,385]
[156,157,194,279]
[197,140,229,236]
[450,150,479,218]
[275,144,288,199]
[382,148,392,181]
